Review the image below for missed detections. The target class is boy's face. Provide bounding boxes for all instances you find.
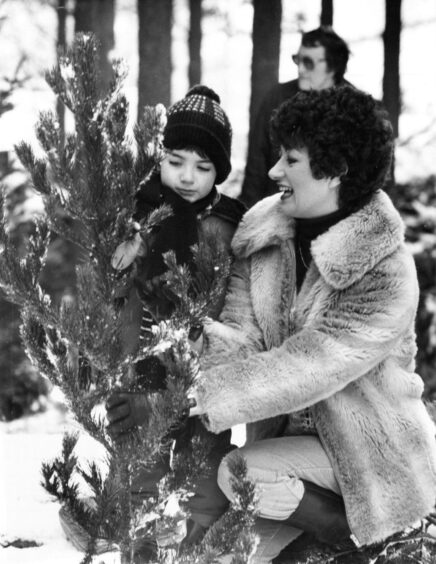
[160,149,217,203]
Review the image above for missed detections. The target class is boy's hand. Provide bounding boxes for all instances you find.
[106,392,151,438]
[187,392,204,417]
[188,323,204,354]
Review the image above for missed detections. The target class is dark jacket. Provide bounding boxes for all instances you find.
[119,173,246,383]
[240,79,300,208]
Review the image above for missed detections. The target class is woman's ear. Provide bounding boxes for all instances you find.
[328,176,341,191]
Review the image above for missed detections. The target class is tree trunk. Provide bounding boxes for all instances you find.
[56,0,67,146]
[249,0,282,145]
[188,0,202,87]
[320,0,333,26]
[382,0,402,138]
[137,0,172,117]
[74,0,115,92]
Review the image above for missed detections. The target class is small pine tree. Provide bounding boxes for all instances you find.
[0,34,257,563]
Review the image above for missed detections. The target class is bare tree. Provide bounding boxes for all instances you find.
[189,0,202,87]
[137,0,172,116]
[321,0,333,26]
[382,0,402,138]
[248,0,282,145]
[74,0,115,92]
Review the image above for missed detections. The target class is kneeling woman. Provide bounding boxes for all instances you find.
[188,86,436,563]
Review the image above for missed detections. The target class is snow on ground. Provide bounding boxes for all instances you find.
[0,393,119,564]
[0,390,245,564]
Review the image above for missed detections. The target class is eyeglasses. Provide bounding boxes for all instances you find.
[292,54,326,71]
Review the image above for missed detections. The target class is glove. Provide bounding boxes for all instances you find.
[106,392,151,439]
[188,324,203,355]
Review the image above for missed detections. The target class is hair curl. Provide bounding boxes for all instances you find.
[270,86,394,212]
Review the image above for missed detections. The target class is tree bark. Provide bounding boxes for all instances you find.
[320,0,333,26]
[188,0,202,87]
[249,0,282,145]
[137,0,172,117]
[382,0,402,138]
[56,0,67,145]
[74,0,115,92]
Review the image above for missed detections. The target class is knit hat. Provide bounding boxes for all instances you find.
[163,85,232,185]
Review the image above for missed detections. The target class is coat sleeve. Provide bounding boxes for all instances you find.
[201,257,265,370]
[197,250,420,433]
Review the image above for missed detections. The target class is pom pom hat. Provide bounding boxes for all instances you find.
[163,85,232,184]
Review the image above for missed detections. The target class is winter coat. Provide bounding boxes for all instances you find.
[119,174,246,362]
[198,190,436,546]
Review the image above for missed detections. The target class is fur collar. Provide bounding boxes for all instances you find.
[232,194,295,258]
[312,191,405,289]
[232,190,404,290]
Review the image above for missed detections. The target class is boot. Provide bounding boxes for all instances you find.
[284,480,355,548]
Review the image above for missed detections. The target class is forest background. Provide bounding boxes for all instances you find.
[1,0,436,456]
[0,1,436,561]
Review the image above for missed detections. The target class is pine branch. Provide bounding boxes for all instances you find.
[6,31,255,564]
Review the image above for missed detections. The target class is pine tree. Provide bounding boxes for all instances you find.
[0,34,257,563]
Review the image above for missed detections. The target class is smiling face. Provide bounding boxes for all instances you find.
[268,146,340,218]
[295,45,335,91]
[160,148,217,203]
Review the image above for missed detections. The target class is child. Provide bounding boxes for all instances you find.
[106,85,246,547]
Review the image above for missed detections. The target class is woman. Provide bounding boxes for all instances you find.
[188,86,436,563]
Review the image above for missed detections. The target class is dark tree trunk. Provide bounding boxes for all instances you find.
[382,0,402,138]
[56,0,67,145]
[249,0,282,145]
[74,0,115,92]
[137,0,172,117]
[188,0,202,87]
[320,0,333,26]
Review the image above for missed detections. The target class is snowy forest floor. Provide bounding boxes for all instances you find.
[0,390,121,564]
[2,390,436,564]
[0,390,247,564]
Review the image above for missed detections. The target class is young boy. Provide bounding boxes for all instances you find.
[106,85,246,548]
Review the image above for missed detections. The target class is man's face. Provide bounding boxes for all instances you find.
[294,45,335,91]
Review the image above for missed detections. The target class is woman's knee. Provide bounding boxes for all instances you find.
[217,449,239,502]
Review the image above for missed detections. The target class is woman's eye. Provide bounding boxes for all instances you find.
[286,158,296,166]
[168,160,181,166]
[198,166,211,172]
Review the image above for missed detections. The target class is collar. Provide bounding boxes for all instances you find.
[312,191,405,289]
[231,194,295,258]
[232,191,405,291]
[295,207,350,243]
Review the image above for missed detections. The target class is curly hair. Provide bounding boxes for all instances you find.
[270,86,394,212]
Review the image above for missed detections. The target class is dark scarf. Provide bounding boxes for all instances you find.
[140,181,219,282]
[295,208,350,291]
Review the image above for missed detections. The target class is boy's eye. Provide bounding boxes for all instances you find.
[168,160,182,166]
[286,157,297,166]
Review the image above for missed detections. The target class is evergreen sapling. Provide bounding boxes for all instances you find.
[0,33,258,563]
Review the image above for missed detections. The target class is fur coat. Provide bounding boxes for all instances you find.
[197,190,436,546]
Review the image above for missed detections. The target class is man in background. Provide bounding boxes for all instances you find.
[240,26,351,207]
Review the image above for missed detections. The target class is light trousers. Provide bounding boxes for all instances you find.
[217,435,341,564]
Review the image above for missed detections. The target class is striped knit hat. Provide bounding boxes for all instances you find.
[163,85,232,184]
